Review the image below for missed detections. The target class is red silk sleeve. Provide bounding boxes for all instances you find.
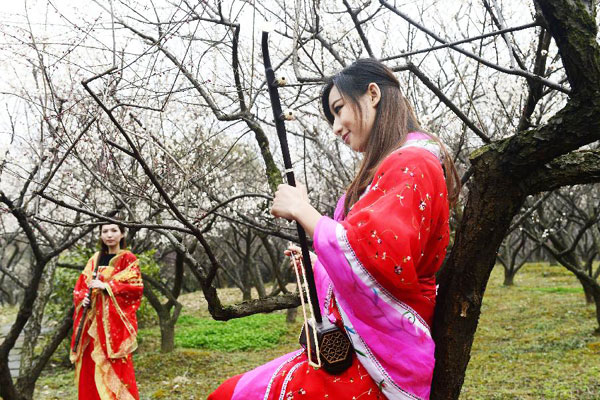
[73,273,88,306]
[71,255,97,355]
[107,252,143,300]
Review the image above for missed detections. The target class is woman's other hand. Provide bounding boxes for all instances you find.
[82,293,90,308]
[82,279,107,307]
[89,279,107,291]
[284,244,317,274]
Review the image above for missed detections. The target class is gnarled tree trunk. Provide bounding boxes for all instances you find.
[430,0,600,397]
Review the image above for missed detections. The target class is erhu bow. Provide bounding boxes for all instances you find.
[261,30,352,374]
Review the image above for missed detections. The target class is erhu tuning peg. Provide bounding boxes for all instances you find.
[280,109,295,121]
[275,76,287,86]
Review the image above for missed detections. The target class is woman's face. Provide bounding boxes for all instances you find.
[100,224,124,249]
[328,84,380,152]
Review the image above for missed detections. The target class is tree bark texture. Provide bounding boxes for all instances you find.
[432,173,526,399]
[141,264,184,354]
[159,312,177,353]
[19,260,56,378]
[15,307,74,399]
[502,272,515,287]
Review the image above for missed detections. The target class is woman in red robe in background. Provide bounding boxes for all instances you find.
[70,223,143,400]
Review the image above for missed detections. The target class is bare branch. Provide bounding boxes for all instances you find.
[381,22,537,62]
[343,0,375,58]
[380,0,570,94]
[407,63,491,143]
[522,150,600,194]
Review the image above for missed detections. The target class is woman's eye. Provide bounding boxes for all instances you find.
[334,105,342,114]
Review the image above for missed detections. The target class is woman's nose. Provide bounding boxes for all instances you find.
[332,117,342,136]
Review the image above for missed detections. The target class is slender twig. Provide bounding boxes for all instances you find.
[507,192,553,234]
[381,23,537,62]
[407,63,491,143]
[36,117,96,195]
[38,192,194,234]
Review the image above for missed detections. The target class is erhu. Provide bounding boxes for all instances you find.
[261,30,353,374]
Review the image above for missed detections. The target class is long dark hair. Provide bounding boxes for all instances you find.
[98,223,126,256]
[321,58,460,213]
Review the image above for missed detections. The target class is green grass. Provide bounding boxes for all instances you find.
[461,263,599,400]
[28,263,600,399]
[136,313,291,353]
[173,313,290,351]
[529,286,584,294]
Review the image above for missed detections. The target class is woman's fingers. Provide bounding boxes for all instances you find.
[284,244,318,272]
[284,250,301,257]
[285,244,302,255]
[270,184,310,220]
[89,279,106,290]
[82,281,106,307]
[291,256,303,272]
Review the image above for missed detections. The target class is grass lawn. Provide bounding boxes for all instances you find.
[29,263,600,399]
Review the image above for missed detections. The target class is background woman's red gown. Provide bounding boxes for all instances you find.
[71,250,143,400]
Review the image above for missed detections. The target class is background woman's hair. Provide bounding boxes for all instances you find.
[98,222,126,255]
[321,58,461,212]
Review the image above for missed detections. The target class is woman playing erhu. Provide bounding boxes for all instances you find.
[210,58,460,400]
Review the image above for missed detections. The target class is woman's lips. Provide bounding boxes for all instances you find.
[342,132,350,144]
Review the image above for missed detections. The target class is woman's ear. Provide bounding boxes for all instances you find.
[367,83,381,108]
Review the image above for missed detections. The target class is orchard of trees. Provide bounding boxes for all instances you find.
[0,0,599,399]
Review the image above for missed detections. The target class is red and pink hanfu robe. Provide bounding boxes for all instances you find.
[209,132,450,400]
